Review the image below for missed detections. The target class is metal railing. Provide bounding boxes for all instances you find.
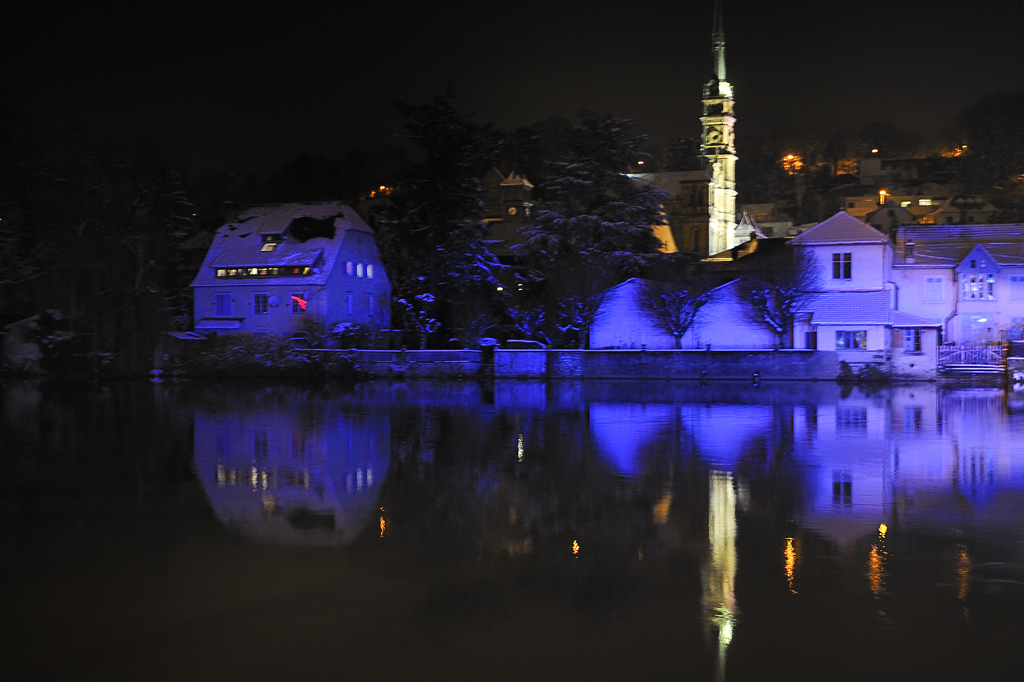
[937,344,1007,369]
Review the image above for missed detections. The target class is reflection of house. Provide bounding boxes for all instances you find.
[193,401,390,545]
[191,202,390,336]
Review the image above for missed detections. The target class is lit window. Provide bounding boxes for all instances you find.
[260,242,277,252]
[254,293,269,315]
[216,269,227,278]
[291,293,307,313]
[836,330,867,349]
[346,261,353,275]
[215,293,232,316]
[357,263,364,277]
[366,264,373,279]
[904,329,922,352]
[901,201,912,208]
[960,273,995,300]
[832,253,852,280]
[919,198,932,206]
[248,268,259,276]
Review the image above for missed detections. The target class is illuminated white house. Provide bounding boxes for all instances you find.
[191,202,390,336]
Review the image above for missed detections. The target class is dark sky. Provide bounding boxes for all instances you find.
[8,1,1024,174]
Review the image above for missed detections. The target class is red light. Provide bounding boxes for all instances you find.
[291,295,307,310]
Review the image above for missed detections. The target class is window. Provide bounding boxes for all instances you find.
[847,201,856,208]
[356,263,364,278]
[346,261,353,275]
[368,295,375,317]
[925,277,943,302]
[833,473,853,505]
[1011,275,1024,301]
[254,293,269,315]
[346,293,353,315]
[904,328,922,352]
[291,293,307,314]
[832,252,852,279]
[804,331,817,349]
[901,201,912,208]
[960,273,995,300]
[836,408,867,430]
[260,242,277,252]
[366,264,374,279]
[919,198,932,206]
[836,330,867,349]
[215,293,232,316]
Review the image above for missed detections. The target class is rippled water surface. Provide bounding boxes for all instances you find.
[3,379,1024,681]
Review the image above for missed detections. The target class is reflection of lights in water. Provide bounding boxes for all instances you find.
[251,467,258,489]
[868,545,886,597]
[879,523,887,539]
[261,494,277,513]
[957,545,970,601]
[572,540,580,556]
[380,508,386,538]
[704,471,737,682]
[653,491,672,526]
[638,548,643,561]
[509,506,518,525]
[216,465,226,486]
[784,538,797,593]
[517,434,524,462]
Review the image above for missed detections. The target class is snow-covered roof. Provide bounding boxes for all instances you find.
[499,171,533,189]
[800,290,939,327]
[893,224,1024,268]
[628,171,712,198]
[789,211,888,245]
[191,202,373,288]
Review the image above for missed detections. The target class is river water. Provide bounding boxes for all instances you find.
[3,379,1024,680]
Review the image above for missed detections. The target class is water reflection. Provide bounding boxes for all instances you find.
[6,379,1024,680]
[193,390,390,546]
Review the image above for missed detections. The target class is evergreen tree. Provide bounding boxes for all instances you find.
[377,94,503,346]
[518,114,668,279]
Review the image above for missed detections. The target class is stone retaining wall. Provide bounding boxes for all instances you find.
[494,349,840,380]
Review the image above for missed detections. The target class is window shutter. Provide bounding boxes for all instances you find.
[892,329,903,348]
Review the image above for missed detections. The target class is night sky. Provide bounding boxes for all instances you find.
[7,1,1024,174]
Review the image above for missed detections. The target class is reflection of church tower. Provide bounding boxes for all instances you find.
[701,0,738,255]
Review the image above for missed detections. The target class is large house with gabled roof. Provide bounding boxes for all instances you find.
[191,202,390,336]
[788,211,941,377]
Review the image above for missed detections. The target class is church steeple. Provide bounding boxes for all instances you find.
[701,0,738,255]
[712,0,726,82]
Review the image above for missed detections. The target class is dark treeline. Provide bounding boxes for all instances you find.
[3,91,1024,370]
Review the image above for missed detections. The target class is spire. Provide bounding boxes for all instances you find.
[712,0,726,82]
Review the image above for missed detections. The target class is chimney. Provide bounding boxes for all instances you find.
[905,239,915,263]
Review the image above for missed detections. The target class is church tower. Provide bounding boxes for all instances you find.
[701,0,738,255]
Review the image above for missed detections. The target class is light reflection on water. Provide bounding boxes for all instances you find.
[4,379,1024,680]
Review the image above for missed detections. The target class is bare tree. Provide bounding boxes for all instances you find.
[739,246,821,348]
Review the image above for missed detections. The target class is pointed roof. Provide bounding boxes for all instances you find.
[500,171,533,189]
[955,244,1001,271]
[789,211,888,245]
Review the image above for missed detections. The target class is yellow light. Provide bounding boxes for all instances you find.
[868,545,884,596]
[652,491,672,525]
[878,523,887,538]
[786,154,795,160]
[496,286,504,292]
[871,148,879,154]
[572,540,580,555]
[380,516,386,537]
[517,434,524,462]
[957,546,970,600]
[784,537,797,593]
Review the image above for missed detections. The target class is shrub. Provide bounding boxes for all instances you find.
[187,333,357,379]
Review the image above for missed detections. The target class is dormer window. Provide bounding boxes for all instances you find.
[260,233,282,251]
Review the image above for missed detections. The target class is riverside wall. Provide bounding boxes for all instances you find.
[494,349,840,380]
